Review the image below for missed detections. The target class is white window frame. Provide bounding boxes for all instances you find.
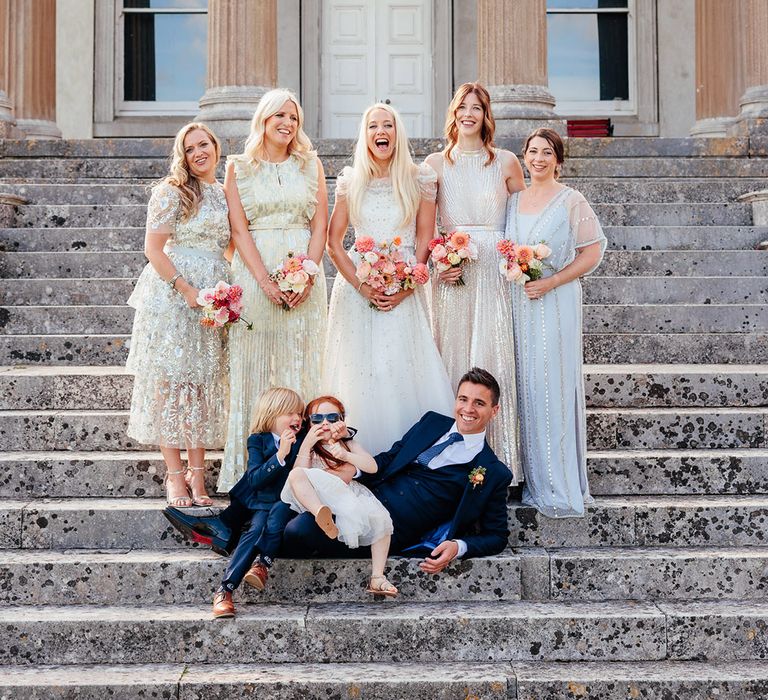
[547,0,637,117]
[116,2,207,117]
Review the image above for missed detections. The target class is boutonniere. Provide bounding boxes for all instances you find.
[468,466,486,489]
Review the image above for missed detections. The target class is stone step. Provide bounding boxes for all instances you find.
[2,249,765,280]
[8,201,754,228]
[604,225,768,251]
[2,546,767,607]
[4,660,768,700]
[0,406,764,452]
[0,226,146,252]
[3,446,766,500]
[3,495,768,550]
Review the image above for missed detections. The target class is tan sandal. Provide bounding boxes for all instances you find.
[366,575,398,598]
[314,505,338,540]
[165,467,192,508]
[185,466,213,507]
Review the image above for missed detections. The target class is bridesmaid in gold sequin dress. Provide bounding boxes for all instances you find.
[127,123,230,508]
[219,89,328,491]
[426,83,526,481]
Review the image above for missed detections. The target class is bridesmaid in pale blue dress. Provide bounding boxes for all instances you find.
[505,128,606,517]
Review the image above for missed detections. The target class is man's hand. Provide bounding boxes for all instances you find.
[418,540,459,574]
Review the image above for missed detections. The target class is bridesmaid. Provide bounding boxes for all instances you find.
[220,89,328,491]
[324,103,454,454]
[506,128,606,517]
[126,122,230,507]
[425,83,525,480]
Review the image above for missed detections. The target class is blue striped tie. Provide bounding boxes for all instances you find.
[416,432,464,466]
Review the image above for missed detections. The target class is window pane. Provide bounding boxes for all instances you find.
[124,13,207,101]
[124,0,206,9]
[547,12,629,103]
[547,0,627,9]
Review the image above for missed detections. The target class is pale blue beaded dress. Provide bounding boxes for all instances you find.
[506,187,606,517]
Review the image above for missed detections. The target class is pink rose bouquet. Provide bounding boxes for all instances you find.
[197,281,253,329]
[269,251,320,310]
[428,230,478,286]
[354,235,429,310]
[497,239,553,285]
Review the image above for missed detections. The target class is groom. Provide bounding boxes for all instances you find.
[281,367,513,572]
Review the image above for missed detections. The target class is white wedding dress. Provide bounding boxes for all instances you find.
[322,165,455,455]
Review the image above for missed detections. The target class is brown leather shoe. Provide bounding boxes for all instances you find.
[212,590,235,618]
[243,562,269,591]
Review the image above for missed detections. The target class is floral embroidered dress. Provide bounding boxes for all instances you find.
[219,154,327,491]
[126,182,230,448]
[322,164,454,455]
[505,187,606,517]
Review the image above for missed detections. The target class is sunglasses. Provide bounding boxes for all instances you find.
[309,412,342,424]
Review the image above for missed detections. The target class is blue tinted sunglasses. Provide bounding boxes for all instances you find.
[309,412,342,424]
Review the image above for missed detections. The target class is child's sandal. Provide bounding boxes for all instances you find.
[366,575,398,598]
[314,505,338,540]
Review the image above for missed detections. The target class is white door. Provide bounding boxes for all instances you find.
[321,0,433,138]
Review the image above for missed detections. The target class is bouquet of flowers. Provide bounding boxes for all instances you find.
[497,239,552,285]
[428,230,478,286]
[269,251,320,310]
[354,235,430,309]
[197,281,253,329]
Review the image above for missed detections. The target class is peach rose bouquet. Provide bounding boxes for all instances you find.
[497,239,553,285]
[269,251,320,310]
[197,281,253,329]
[428,230,478,286]
[354,235,430,310]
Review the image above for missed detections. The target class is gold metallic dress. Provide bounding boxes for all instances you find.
[126,182,230,448]
[219,154,327,491]
[431,148,521,481]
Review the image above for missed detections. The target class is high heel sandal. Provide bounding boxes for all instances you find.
[165,467,193,508]
[185,466,213,507]
[366,575,398,598]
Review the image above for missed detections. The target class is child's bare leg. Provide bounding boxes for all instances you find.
[370,534,390,578]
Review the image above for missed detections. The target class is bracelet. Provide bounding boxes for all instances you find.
[357,281,364,292]
[168,273,182,290]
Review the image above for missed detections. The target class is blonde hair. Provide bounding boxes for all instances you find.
[249,387,305,434]
[161,122,221,222]
[443,82,496,166]
[242,88,315,171]
[346,103,420,230]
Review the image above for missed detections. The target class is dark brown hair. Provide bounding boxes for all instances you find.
[458,367,500,406]
[522,127,565,178]
[444,82,496,166]
[305,395,349,467]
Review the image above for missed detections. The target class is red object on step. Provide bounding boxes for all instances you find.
[191,531,213,546]
[567,119,613,137]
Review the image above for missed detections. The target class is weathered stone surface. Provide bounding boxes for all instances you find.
[0,226,145,252]
[0,335,132,365]
[585,305,768,333]
[604,225,768,251]
[0,502,24,548]
[0,278,135,305]
[550,547,768,601]
[583,276,768,304]
[0,251,146,278]
[516,547,551,601]
[663,601,768,660]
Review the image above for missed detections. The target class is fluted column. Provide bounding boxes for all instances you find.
[10,0,60,138]
[196,0,277,136]
[734,0,768,134]
[691,0,744,136]
[0,0,16,137]
[477,0,563,136]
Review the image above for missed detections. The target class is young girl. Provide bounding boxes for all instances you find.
[281,395,397,597]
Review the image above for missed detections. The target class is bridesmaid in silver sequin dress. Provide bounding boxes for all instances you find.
[127,123,230,508]
[426,83,526,482]
[219,89,328,491]
[506,129,606,517]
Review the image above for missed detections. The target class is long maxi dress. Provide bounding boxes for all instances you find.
[126,182,230,448]
[431,148,521,481]
[506,187,606,517]
[322,164,455,455]
[219,154,327,491]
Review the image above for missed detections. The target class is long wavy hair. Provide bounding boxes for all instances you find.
[443,82,497,166]
[249,387,305,434]
[242,88,315,171]
[305,395,351,468]
[161,122,221,222]
[346,103,420,230]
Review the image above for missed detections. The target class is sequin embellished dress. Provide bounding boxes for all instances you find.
[431,149,521,481]
[322,165,454,455]
[506,187,606,517]
[126,182,230,448]
[219,154,327,491]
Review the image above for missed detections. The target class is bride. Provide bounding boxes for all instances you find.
[323,103,454,454]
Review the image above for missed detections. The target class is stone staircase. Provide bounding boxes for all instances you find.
[0,136,767,698]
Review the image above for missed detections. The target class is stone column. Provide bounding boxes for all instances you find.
[733,0,768,135]
[477,0,563,136]
[196,0,277,137]
[10,0,60,138]
[0,0,17,137]
[691,0,744,136]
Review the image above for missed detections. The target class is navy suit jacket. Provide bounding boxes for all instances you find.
[228,431,300,511]
[362,411,512,558]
